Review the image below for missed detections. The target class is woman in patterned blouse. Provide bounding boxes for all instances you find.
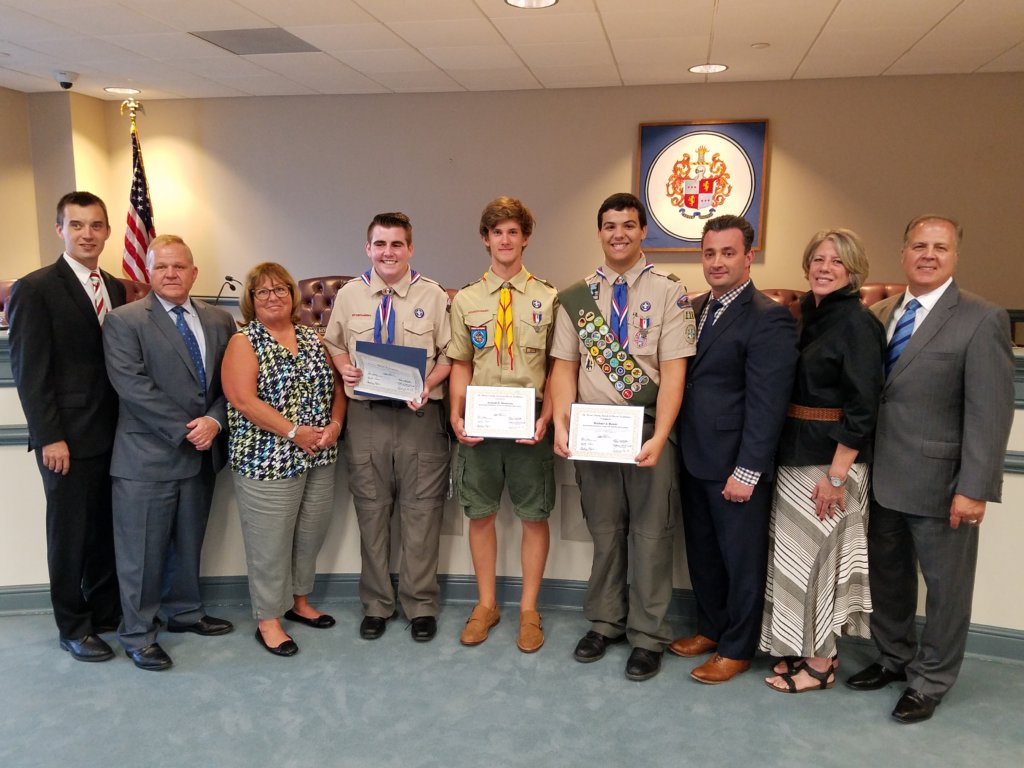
[222,262,346,657]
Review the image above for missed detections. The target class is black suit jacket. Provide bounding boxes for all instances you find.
[678,282,798,482]
[8,256,127,457]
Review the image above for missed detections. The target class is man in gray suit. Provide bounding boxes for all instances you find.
[845,215,1014,723]
[103,234,237,671]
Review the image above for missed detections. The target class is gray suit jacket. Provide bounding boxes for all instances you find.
[103,292,237,481]
[870,281,1014,517]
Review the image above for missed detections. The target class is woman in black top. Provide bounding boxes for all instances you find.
[760,229,886,693]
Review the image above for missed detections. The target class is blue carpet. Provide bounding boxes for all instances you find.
[2,602,1022,768]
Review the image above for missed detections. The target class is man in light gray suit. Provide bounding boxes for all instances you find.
[845,215,1014,723]
[103,235,237,671]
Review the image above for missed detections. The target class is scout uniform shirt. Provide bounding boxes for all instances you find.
[447,266,558,397]
[324,267,451,401]
[550,258,697,405]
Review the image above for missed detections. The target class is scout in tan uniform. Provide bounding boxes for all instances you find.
[448,196,558,653]
[324,212,451,643]
[549,192,696,681]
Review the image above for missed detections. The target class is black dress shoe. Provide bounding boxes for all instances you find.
[127,643,173,671]
[284,609,336,629]
[360,613,396,640]
[255,628,298,657]
[166,615,234,636]
[60,634,114,662]
[573,630,626,663]
[845,662,908,691]
[892,687,940,724]
[625,647,663,681]
[410,616,437,642]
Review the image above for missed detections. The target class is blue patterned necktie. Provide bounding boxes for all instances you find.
[374,289,395,345]
[171,305,207,391]
[885,298,921,376]
[698,298,723,345]
[611,277,629,351]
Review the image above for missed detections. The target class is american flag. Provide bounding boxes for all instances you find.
[122,120,155,283]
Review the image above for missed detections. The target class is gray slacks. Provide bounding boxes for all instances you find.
[233,464,336,620]
[574,422,680,652]
[868,499,979,699]
[344,400,450,619]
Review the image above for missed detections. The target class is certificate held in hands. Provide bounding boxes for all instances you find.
[353,341,427,403]
[464,386,536,439]
[568,403,645,463]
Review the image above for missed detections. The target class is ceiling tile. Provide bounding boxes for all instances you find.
[445,65,541,91]
[334,47,439,74]
[232,0,375,26]
[99,32,236,60]
[516,41,615,68]
[530,61,621,89]
[240,51,386,93]
[125,0,269,32]
[286,23,408,51]
[388,18,504,47]
[601,9,710,41]
[420,44,521,69]
[370,68,465,92]
[354,0,484,23]
[492,12,605,45]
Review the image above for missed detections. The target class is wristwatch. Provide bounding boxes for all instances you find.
[828,474,846,488]
[286,424,298,440]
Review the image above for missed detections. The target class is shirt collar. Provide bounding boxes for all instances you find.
[596,256,653,287]
[154,292,196,316]
[901,277,952,314]
[62,252,99,284]
[711,279,751,310]
[363,266,417,298]
[483,266,532,295]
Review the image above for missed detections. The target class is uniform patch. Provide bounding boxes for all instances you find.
[589,282,600,300]
[677,293,692,309]
[532,299,542,309]
[414,308,425,318]
[470,326,488,349]
[640,301,652,312]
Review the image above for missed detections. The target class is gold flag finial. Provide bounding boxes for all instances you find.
[119,98,145,121]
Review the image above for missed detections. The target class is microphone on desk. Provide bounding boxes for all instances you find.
[214,275,243,305]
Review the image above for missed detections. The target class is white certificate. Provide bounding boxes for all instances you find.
[568,403,644,463]
[352,350,424,403]
[464,386,536,439]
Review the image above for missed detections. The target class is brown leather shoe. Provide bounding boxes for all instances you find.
[690,653,751,684]
[667,633,718,658]
[460,604,500,646]
[517,610,544,653]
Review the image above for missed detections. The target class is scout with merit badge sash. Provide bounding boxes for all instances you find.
[559,267,687,409]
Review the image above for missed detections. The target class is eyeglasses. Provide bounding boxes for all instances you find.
[253,286,290,300]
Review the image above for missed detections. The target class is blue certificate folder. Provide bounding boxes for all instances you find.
[353,341,427,401]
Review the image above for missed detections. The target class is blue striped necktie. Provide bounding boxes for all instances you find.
[885,298,921,376]
[172,306,207,391]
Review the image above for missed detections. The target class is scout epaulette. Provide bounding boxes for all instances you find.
[558,280,658,407]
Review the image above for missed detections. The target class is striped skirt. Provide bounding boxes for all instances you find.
[759,463,872,659]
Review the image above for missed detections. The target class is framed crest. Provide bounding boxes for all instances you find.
[635,119,769,253]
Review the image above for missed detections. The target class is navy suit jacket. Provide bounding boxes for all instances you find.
[678,282,798,482]
[103,292,236,481]
[8,256,127,457]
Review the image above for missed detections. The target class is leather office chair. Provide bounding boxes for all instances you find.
[297,275,350,332]
[118,278,152,303]
[0,278,13,330]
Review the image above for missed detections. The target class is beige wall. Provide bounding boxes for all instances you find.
[77,72,1024,309]
[0,88,41,278]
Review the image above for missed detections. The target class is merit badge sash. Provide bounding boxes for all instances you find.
[559,280,658,407]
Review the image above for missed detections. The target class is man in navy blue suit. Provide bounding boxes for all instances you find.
[670,214,798,683]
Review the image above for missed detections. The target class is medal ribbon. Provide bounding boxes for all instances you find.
[374,291,394,344]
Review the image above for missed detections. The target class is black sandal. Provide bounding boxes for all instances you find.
[766,663,836,693]
[771,656,804,675]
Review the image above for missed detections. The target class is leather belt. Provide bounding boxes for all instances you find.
[787,404,843,422]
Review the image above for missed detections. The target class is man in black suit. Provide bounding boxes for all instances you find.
[8,191,127,662]
[670,214,798,683]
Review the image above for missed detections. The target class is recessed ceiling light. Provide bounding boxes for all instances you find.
[751,42,771,50]
[105,87,142,94]
[505,0,558,8]
[689,63,728,74]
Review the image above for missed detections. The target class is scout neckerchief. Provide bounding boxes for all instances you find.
[361,268,420,344]
[558,267,658,407]
[487,269,532,370]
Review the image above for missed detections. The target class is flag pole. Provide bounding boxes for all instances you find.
[120,98,156,283]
